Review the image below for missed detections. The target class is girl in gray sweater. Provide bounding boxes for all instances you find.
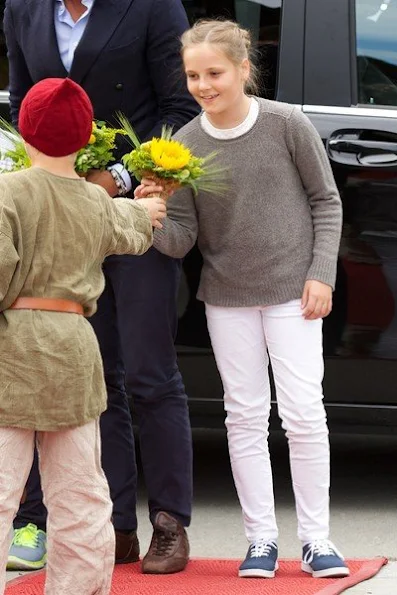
[135,19,348,581]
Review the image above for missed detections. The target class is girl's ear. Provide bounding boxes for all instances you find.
[241,58,250,84]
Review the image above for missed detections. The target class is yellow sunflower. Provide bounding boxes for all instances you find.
[150,138,191,170]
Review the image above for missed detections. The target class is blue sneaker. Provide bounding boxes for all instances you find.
[238,539,278,578]
[7,523,47,570]
[301,540,349,578]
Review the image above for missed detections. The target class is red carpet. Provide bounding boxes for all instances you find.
[6,558,387,595]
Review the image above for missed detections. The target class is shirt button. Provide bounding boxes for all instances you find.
[115,83,123,90]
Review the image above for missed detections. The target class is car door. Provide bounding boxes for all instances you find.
[303,0,397,421]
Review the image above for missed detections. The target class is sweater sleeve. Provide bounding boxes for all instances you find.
[153,186,199,258]
[104,197,153,257]
[287,107,342,289]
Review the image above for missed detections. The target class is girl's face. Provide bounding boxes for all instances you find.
[183,43,249,127]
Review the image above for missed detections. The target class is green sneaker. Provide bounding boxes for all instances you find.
[7,523,47,570]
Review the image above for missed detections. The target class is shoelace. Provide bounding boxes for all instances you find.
[303,540,344,564]
[151,530,178,556]
[13,523,41,548]
[249,539,277,558]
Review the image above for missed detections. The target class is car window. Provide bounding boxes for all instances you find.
[356,0,397,106]
[182,0,282,99]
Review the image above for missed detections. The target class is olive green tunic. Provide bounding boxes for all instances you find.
[0,167,153,430]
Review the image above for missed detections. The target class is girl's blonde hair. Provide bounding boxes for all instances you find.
[181,19,260,95]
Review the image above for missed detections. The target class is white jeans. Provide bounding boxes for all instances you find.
[0,420,115,595]
[205,300,330,544]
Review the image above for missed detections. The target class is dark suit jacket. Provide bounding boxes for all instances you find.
[3,0,199,162]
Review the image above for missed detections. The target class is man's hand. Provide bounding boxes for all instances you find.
[138,197,167,229]
[301,280,332,320]
[86,170,119,197]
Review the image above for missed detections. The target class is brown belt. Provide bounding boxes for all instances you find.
[10,297,84,315]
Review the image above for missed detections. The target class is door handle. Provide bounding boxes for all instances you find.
[327,130,397,167]
[328,138,397,154]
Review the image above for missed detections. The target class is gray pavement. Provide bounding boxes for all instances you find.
[6,429,397,593]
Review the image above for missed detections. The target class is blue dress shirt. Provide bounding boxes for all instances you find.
[54,0,131,191]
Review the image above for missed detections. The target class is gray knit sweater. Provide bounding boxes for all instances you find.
[153,99,342,307]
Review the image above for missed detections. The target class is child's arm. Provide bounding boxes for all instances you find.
[0,196,20,305]
[152,187,199,259]
[0,231,19,304]
[104,197,155,257]
[287,107,343,290]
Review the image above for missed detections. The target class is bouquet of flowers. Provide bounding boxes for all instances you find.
[75,121,126,174]
[117,113,227,199]
[0,117,125,175]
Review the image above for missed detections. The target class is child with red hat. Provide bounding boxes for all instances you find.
[0,77,166,595]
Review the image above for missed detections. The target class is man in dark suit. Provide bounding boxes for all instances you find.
[4,0,199,575]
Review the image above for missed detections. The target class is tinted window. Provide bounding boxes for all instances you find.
[356,0,397,106]
[182,0,282,99]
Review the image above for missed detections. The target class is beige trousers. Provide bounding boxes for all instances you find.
[0,420,115,595]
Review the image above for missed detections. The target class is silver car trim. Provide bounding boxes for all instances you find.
[0,91,9,103]
[302,104,397,119]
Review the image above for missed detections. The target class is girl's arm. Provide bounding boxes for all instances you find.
[287,107,343,290]
[135,183,199,259]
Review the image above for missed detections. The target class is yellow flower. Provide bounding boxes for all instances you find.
[88,134,96,144]
[150,138,191,170]
[141,141,152,152]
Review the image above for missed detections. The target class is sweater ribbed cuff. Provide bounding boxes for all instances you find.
[306,257,337,290]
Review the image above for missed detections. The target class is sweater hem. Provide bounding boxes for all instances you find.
[197,277,305,308]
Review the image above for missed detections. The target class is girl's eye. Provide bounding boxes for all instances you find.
[210,72,221,77]
[187,74,198,80]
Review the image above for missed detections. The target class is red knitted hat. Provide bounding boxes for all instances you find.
[19,78,93,157]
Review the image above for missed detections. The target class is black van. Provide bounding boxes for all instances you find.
[1,0,397,431]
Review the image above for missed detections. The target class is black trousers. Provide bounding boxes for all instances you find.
[15,249,193,532]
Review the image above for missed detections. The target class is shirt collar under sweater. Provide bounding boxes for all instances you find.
[200,97,259,139]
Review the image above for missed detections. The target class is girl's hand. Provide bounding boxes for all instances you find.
[134,177,164,199]
[301,280,332,320]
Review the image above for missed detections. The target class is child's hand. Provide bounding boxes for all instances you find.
[138,197,167,229]
[301,280,332,320]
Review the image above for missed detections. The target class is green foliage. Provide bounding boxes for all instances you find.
[117,113,228,196]
[74,121,126,174]
[0,118,125,174]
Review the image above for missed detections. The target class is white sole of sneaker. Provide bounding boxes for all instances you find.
[7,556,47,571]
[301,562,350,578]
[239,562,279,578]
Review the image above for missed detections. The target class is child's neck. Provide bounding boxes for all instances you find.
[206,94,252,130]
[31,155,80,179]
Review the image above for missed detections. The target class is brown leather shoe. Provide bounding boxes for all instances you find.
[142,512,189,574]
[115,530,140,564]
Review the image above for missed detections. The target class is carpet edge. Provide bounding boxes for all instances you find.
[314,557,389,595]
[6,570,45,586]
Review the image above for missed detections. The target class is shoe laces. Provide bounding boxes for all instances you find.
[151,529,178,556]
[12,524,41,548]
[249,539,277,558]
[303,539,344,564]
